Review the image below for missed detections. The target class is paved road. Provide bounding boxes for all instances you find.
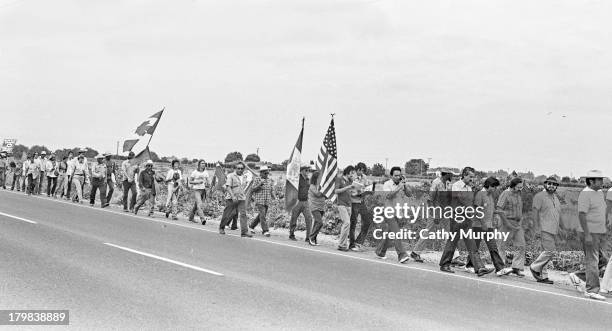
[1,190,611,330]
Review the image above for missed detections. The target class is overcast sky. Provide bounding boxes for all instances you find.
[1,0,611,177]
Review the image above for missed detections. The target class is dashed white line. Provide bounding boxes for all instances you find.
[1,190,610,306]
[0,211,38,224]
[104,243,224,276]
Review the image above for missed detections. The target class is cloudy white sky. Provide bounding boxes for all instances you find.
[1,0,611,177]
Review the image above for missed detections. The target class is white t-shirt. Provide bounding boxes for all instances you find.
[190,169,209,190]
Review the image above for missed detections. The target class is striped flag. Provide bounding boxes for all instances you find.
[316,118,338,201]
[285,120,304,211]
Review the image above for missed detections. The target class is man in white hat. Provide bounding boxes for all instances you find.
[89,155,108,208]
[288,162,313,241]
[134,160,157,216]
[569,170,609,301]
[248,165,276,237]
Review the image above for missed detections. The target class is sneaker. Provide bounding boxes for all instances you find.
[263,231,270,237]
[410,252,424,263]
[537,278,554,285]
[569,273,585,293]
[337,246,349,252]
[529,267,543,281]
[249,228,256,234]
[496,267,513,277]
[289,235,297,241]
[350,246,361,252]
[399,255,410,264]
[241,233,253,238]
[376,254,387,260]
[451,257,466,267]
[477,267,495,277]
[219,229,226,235]
[512,268,525,277]
[585,292,607,301]
[464,266,475,274]
[308,239,318,246]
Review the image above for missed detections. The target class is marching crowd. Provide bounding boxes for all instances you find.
[1,149,612,301]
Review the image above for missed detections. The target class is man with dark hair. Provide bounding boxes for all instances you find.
[121,151,139,212]
[465,176,505,273]
[90,155,108,208]
[496,177,526,277]
[104,152,116,206]
[249,165,275,237]
[349,162,373,251]
[569,170,608,301]
[336,165,357,251]
[288,163,314,241]
[134,160,156,217]
[374,166,410,263]
[219,162,252,238]
[0,151,7,189]
[530,176,561,285]
[439,166,493,277]
[411,169,454,263]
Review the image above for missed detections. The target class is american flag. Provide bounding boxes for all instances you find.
[316,118,338,200]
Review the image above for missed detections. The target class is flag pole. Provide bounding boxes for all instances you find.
[146,107,165,148]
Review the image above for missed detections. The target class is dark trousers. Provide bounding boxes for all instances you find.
[575,233,609,293]
[465,227,505,271]
[66,175,73,198]
[439,220,485,270]
[27,174,36,194]
[122,180,137,211]
[106,179,114,204]
[46,176,57,196]
[289,201,313,238]
[90,178,107,206]
[309,210,325,242]
[11,174,21,190]
[0,169,5,188]
[220,199,248,235]
[350,202,372,248]
[249,204,269,232]
[37,171,45,194]
[375,217,408,261]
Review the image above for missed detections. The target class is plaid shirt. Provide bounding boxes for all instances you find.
[251,177,274,206]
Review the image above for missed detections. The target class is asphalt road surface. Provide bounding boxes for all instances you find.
[1,190,612,330]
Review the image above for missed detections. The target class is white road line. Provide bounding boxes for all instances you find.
[1,190,610,306]
[0,211,38,224]
[104,243,224,276]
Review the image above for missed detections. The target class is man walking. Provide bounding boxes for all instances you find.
[349,162,373,251]
[288,163,313,241]
[219,162,252,238]
[569,170,608,301]
[496,178,527,277]
[38,151,48,195]
[374,166,410,263]
[104,152,116,205]
[64,151,74,200]
[439,166,494,277]
[411,170,454,262]
[529,176,561,285]
[465,177,505,273]
[336,165,356,251]
[134,160,156,217]
[0,151,7,189]
[90,155,108,208]
[10,160,22,191]
[121,151,139,212]
[249,165,275,237]
[55,155,69,198]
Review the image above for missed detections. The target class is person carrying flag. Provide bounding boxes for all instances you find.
[288,163,313,241]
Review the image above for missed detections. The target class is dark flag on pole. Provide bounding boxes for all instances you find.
[316,117,338,201]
